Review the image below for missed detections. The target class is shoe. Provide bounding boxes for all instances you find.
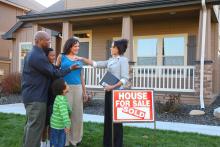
[76,142,82,146]
[40,141,47,147]
[46,140,50,147]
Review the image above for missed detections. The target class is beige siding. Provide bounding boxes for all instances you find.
[0,2,26,77]
[0,2,24,31]
[212,22,220,96]
[12,27,34,72]
[92,24,121,60]
[65,0,150,9]
[11,27,55,73]
[79,17,199,61]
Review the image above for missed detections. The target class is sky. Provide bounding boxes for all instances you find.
[35,0,60,7]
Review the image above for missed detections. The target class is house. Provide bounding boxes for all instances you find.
[2,0,220,106]
[0,0,45,80]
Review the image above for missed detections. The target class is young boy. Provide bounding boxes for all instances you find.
[50,79,71,147]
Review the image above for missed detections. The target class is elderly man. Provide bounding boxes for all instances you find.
[22,31,77,147]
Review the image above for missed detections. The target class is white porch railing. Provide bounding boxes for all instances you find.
[83,65,195,92]
[131,66,195,92]
[83,66,107,88]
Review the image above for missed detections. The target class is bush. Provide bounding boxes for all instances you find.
[155,94,181,113]
[1,73,21,95]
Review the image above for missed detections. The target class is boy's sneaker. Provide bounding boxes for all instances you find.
[40,141,47,147]
[46,140,50,147]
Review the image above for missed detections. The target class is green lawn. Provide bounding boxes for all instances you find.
[0,113,220,147]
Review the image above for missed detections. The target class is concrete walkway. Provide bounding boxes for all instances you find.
[0,103,220,137]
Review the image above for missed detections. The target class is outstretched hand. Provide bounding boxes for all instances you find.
[73,56,83,61]
[70,64,81,70]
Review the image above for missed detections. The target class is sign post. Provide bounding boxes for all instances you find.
[112,90,156,146]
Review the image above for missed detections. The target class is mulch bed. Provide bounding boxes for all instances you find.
[84,97,220,126]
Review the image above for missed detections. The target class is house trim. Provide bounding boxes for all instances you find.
[17,0,220,22]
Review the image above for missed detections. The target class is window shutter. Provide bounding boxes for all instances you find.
[187,35,197,65]
[106,40,112,59]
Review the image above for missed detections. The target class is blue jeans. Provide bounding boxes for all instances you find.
[50,128,66,147]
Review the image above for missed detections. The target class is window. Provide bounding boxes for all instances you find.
[137,38,158,65]
[19,42,32,72]
[73,30,92,59]
[134,34,187,66]
[163,37,185,65]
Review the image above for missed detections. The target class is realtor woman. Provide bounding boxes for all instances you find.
[78,39,129,147]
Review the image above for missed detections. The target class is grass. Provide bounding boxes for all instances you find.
[0,113,220,147]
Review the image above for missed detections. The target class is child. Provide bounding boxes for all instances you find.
[50,78,71,147]
[41,48,61,147]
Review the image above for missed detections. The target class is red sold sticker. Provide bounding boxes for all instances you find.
[113,90,154,123]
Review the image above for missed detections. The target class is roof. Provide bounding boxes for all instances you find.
[2,0,220,40]
[41,0,64,13]
[1,21,23,40]
[17,0,220,22]
[2,0,46,12]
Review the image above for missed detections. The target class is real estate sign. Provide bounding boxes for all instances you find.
[113,90,154,123]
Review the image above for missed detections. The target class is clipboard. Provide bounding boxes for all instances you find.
[99,71,120,88]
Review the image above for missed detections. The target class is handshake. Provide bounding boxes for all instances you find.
[69,56,83,70]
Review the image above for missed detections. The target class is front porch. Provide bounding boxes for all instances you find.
[17,3,220,105]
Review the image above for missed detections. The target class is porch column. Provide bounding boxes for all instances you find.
[61,21,73,52]
[122,16,134,62]
[196,9,212,60]
[32,23,42,44]
[195,8,213,107]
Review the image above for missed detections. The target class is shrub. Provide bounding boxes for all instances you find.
[155,94,181,113]
[1,73,21,95]
[163,94,181,113]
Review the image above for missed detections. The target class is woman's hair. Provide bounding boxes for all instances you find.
[63,37,79,55]
[113,39,128,55]
[52,79,66,96]
[45,48,54,56]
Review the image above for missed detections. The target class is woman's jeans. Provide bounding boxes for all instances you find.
[50,128,66,147]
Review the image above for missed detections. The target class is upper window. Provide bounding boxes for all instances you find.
[19,42,32,72]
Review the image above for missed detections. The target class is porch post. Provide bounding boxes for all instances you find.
[32,23,42,44]
[61,21,73,52]
[195,6,213,108]
[122,16,134,62]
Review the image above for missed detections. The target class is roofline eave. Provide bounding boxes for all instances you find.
[17,0,209,22]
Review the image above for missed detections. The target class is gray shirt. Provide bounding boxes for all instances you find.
[93,56,129,87]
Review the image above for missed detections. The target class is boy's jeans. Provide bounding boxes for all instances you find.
[50,128,66,147]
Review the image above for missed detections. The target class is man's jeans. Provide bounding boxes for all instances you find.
[50,128,66,147]
[23,102,46,147]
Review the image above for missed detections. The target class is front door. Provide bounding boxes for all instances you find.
[78,42,89,58]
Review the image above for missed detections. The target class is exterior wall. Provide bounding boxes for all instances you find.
[0,2,26,79]
[12,27,34,72]
[11,26,54,73]
[211,22,220,97]
[82,17,199,61]
[75,16,215,105]
[65,0,150,9]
